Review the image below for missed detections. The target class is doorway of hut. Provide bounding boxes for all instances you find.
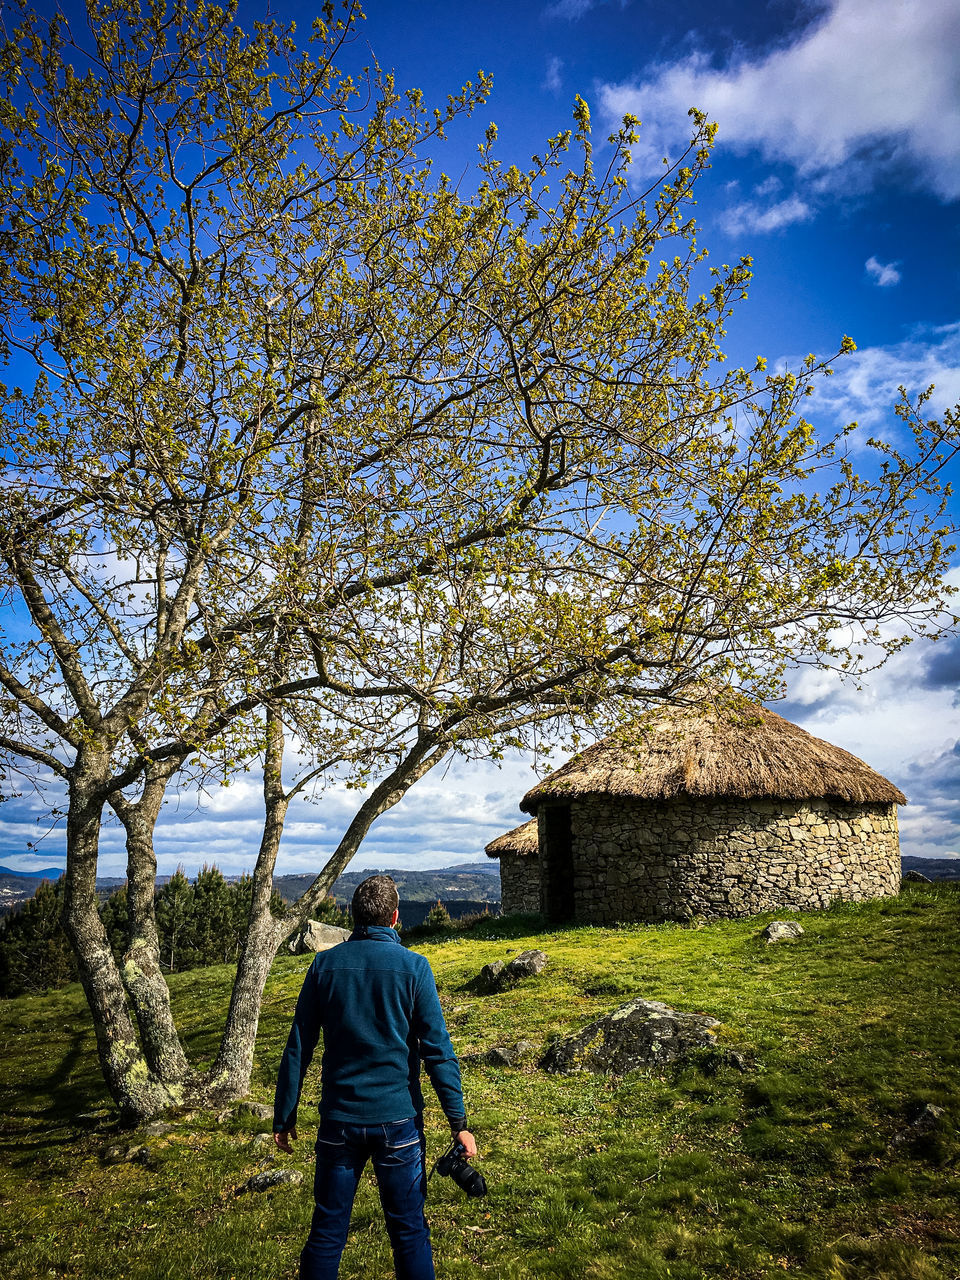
[541,804,575,923]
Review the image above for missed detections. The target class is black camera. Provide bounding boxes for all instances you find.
[433,1140,487,1197]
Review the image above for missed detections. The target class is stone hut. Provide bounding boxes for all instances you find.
[485,702,905,924]
[485,819,540,914]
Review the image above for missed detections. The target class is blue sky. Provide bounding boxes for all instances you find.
[2,0,959,875]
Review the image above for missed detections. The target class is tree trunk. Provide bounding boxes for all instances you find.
[285,736,448,932]
[111,764,192,1083]
[61,755,183,1124]
[205,709,288,1102]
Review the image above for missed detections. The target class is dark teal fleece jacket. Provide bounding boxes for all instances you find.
[273,925,465,1132]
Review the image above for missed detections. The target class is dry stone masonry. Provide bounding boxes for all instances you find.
[535,795,900,924]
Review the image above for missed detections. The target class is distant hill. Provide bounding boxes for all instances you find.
[901,856,960,880]
[438,861,500,875]
[272,864,503,913]
[0,865,64,879]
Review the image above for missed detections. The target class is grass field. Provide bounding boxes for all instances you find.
[1,883,957,1279]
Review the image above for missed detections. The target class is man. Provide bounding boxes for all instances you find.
[273,874,477,1280]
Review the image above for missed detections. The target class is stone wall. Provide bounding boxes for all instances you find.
[537,795,901,924]
[498,853,542,915]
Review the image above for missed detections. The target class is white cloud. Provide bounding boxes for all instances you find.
[720,194,813,235]
[598,0,960,199]
[865,256,901,287]
[805,322,960,430]
[545,0,623,20]
[543,55,564,94]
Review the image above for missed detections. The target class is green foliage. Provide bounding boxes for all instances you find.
[0,877,76,997]
[1,865,292,995]
[1,884,959,1278]
[424,899,454,930]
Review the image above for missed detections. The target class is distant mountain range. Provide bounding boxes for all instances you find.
[0,865,65,879]
[900,856,960,880]
[272,863,502,911]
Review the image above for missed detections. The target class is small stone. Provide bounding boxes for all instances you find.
[476,960,506,993]
[484,1046,517,1067]
[498,949,548,985]
[762,921,804,943]
[140,1121,175,1137]
[888,1103,946,1150]
[249,1132,277,1152]
[235,1101,275,1122]
[239,1168,304,1194]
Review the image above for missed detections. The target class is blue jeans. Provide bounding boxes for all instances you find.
[300,1115,435,1280]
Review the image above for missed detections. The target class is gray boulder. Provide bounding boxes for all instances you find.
[289,921,351,955]
[463,1039,538,1068]
[902,870,932,885]
[540,998,719,1075]
[762,920,804,944]
[477,960,506,992]
[477,950,548,993]
[238,1168,304,1194]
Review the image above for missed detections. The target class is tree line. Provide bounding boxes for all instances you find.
[0,868,345,999]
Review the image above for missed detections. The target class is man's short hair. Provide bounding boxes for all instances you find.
[351,875,400,927]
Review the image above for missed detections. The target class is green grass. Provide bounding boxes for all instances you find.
[1,883,958,1279]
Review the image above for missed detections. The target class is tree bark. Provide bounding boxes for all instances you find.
[61,753,183,1124]
[110,762,192,1083]
[284,735,449,934]
[206,708,287,1102]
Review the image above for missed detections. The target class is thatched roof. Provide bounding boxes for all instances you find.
[485,819,538,860]
[520,702,906,813]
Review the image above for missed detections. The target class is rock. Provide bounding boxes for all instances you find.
[234,1101,275,1122]
[476,960,506,993]
[888,1103,946,1150]
[700,1048,751,1075]
[124,1144,154,1165]
[238,1168,304,1194]
[476,951,548,993]
[140,1121,175,1137]
[464,1039,539,1068]
[901,870,932,884]
[505,950,548,981]
[761,920,804,943]
[288,921,351,955]
[249,1132,278,1153]
[540,998,720,1075]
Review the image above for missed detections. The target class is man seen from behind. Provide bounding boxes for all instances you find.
[273,874,477,1279]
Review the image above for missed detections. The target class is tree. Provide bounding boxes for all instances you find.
[0,0,956,1121]
[154,867,192,973]
[0,876,76,996]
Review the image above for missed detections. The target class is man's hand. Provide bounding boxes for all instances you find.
[455,1129,477,1160]
[274,1127,297,1154]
